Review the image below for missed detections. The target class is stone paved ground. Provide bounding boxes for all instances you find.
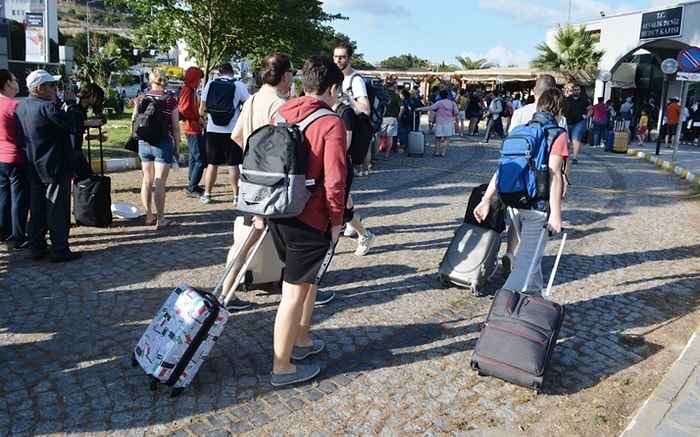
[1,134,698,436]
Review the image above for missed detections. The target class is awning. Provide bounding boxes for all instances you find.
[612,63,637,88]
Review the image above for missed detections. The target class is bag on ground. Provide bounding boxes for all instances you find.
[237,109,335,218]
[132,95,168,144]
[206,78,238,126]
[495,112,564,208]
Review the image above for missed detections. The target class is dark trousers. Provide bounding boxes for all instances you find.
[186,133,207,192]
[0,162,30,241]
[28,178,72,256]
[484,116,504,142]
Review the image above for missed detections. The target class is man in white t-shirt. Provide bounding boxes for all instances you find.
[199,63,250,205]
[334,41,370,117]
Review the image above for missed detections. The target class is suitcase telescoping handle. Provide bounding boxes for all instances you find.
[521,225,566,299]
[85,124,106,176]
[216,224,271,306]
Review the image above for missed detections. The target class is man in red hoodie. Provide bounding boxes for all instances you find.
[178,67,207,197]
[268,55,347,387]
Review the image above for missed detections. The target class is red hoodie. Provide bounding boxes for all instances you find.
[179,67,204,135]
[277,96,347,232]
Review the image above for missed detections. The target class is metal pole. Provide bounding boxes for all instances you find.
[655,73,670,155]
[86,3,90,58]
[672,80,689,163]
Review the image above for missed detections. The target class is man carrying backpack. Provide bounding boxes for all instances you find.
[267,55,347,387]
[473,88,569,294]
[480,91,506,144]
[199,63,250,205]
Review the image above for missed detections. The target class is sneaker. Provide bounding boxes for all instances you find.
[185,189,200,198]
[270,364,320,387]
[226,297,251,311]
[291,339,325,360]
[353,169,363,177]
[355,230,376,256]
[199,194,212,204]
[315,290,335,306]
[13,240,29,250]
[572,158,579,165]
[362,170,369,176]
[344,224,358,238]
[502,252,514,279]
[49,250,83,263]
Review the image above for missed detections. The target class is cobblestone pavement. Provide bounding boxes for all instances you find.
[1,134,698,436]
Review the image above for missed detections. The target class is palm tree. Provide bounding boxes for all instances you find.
[455,55,497,70]
[530,23,604,89]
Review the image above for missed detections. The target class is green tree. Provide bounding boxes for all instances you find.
[455,56,497,70]
[64,31,141,67]
[530,23,604,86]
[72,39,129,87]
[378,53,429,70]
[107,0,344,79]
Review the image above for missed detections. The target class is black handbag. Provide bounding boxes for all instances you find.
[124,136,139,153]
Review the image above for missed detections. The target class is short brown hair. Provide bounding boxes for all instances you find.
[537,88,566,116]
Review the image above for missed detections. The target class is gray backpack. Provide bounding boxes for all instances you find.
[237,108,335,218]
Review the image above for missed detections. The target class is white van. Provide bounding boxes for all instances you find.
[109,72,144,98]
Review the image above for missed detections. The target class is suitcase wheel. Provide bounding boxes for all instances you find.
[149,376,159,391]
[437,273,449,288]
[131,352,139,368]
[171,387,184,398]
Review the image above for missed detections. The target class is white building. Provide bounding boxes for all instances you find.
[545,1,700,105]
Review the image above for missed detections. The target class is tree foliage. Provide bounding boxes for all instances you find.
[455,56,497,70]
[72,39,129,87]
[106,0,344,79]
[378,53,429,70]
[530,23,605,86]
[64,31,141,66]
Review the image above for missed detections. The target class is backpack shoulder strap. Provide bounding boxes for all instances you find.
[297,108,336,131]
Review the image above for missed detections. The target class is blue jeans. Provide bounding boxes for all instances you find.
[186,133,207,191]
[592,120,608,146]
[568,119,587,142]
[397,123,408,146]
[0,162,30,241]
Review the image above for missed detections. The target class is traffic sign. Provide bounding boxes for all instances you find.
[677,46,700,72]
[677,71,700,82]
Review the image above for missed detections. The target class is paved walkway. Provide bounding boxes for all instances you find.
[1,131,698,436]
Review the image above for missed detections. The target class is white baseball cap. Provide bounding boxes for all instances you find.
[26,69,62,90]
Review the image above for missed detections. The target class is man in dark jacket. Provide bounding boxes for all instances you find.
[16,69,84,262]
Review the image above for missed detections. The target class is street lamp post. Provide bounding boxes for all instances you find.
[598,69,612,100]
[86,0,99,58]
[655,58,679,155]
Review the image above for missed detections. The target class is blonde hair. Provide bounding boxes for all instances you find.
[149,68,167,88]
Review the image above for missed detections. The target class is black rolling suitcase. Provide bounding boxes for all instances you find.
[73,125,113,227]
[471,228,567,391]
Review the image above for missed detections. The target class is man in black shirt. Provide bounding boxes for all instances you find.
[565,84,592,164]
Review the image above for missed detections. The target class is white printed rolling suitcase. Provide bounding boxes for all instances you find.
[132,285,228,397]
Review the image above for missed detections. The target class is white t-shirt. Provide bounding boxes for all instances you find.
[509,102,567,133]
[342,70,368,100]
[201,75,251,134]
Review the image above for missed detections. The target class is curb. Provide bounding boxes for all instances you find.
[620,329,700,436]
[89,153,190,173]
[627,148,700,190]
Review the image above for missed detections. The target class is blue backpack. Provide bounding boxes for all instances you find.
[206,78,238,126]
[496,112,564,209]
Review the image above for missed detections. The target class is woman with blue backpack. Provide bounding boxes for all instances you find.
[473,88,569,294]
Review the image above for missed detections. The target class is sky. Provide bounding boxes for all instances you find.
[320,0,692,67]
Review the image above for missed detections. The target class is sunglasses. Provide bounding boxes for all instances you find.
[44,82,57,88]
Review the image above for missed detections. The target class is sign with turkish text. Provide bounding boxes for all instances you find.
[677,72,700,82]
[24,13,45,62]
[639,6,683,40]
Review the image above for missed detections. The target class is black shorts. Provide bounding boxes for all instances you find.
[268,218,332,284]
[206,132,242,165]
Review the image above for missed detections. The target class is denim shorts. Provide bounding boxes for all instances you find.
[568,119,587,142]
[138,138,174,164]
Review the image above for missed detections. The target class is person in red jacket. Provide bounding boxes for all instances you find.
[267,55,347,387]
[179,67,207,197]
